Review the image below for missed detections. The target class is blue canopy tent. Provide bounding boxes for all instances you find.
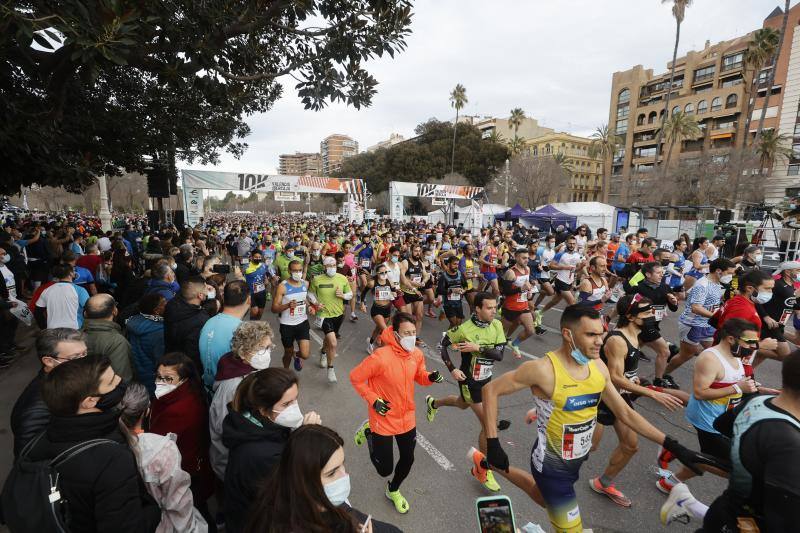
[523,204,578,232]
[494,203,532,221]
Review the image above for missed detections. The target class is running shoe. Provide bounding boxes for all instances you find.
[319,349,327,368]
[354,420,370,447]
[385,485,409,514]
[534,309,544,326]
[509,341,522,358]
[367,337,375,354]
[350,312,358,322]
[327,367,337,383]
[654,375,680,390]
[293,356,303,372]
[660,482,694,525]
[467,447,501,492]
[425,395,437,423]
[656,475,677,494]
[535,325,547,336]
[657,445,676,470]
[589,478,632,507]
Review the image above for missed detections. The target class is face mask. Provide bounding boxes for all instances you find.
[719,274,733,284]
[206,289,216,300]
[250,347,272,370]
[287,252,295,258]
[730,342,755,359]
[312,250,321,257]
[660,259,670,267]
[291,271,303,282]
[326,267,337,277]
[441,243,451,251]
[754,254,763,263]
[566,330,590,365]
[273,402,303,429]
[95,381,127,411]
[252,258,261,264]
[324,474,351,506]
[337,262,344,268]
[171,263,177,270]
[154,382,179,399]
[641,316,658,328]
[0,255,9,264]
[398,334,417,352]
[391,256,399,263]
[754,290,772,304]
[425,255,434,262]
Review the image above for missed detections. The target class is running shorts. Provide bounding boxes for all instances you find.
[501,308,531,322]
[482,271,498,282]
[321,315,345,336]
[279,321,310,348]
[251,291,267,309]
[459,377,487,404]
[695,427,732,471]
[443,304,464,320]
[530,451,583,532]
[370,303,392,319]
[554,278,573,294]
[678,323,716,346]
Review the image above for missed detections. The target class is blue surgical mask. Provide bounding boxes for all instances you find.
[567,330,590,365]
[323,474,351,506]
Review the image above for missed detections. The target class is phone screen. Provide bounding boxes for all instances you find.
[477,497,515,532]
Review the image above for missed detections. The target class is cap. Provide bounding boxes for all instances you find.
[774,260,800,274]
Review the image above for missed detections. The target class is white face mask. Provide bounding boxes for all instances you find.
[398,334,416,352]
[755,290,772,304]
[324,474,351,506]
[0,255,9,264]
[249,347,272,370]
[154,382,179,399]
[326,267,337,277]
[719,273,733,284]
[291,271,303,282]
[273,401,303,429]
[754,254,763,263]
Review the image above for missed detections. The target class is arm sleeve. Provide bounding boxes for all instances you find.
[500,276,521,296]
[439,335,456,372]
[349,355,381,406]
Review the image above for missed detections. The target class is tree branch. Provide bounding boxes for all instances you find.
[210,55,314,81]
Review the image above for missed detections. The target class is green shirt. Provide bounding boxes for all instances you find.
[310,273,351,318]
[447,318,507,382]
[274,254,293,280]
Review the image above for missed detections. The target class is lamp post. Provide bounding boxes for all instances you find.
[98,174,112,231]
[503,158,510,207]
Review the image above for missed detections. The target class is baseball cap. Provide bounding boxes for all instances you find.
[774,260,800,274]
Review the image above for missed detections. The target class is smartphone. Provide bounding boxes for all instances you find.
[212,264,231,274]
[476,495,515,533]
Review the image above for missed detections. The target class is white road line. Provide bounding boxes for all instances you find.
[415,432,456,471]
[310,329,324,345]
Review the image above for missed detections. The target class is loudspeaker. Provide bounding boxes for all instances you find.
[146,210,159,230]
[147,173,169,198]
[173,210,185,230]
[718,209,733,224]
[168,172,178,195]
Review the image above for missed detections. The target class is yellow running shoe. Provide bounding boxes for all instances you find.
[354,420,370,447]
[385,486,409,513]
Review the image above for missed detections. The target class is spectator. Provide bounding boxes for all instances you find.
[10,328,88,456]
[245,425,400,533]
[126,293,167,395]
[118,382,209,532]
[223,368,320,533]
[14,355,160,532]
[35,263,90,329]
[110,249,137,303]
[144,261,180,302]
[62,250,97,295]
[0,244,18,366]
[149,352,215,530]
[199,280,251,391]
[70,233,85,255]
[83,294,135,381]
[209,321,274,481]
[175,244,199,284]
[163,276,212,370]
[97,230,112,252]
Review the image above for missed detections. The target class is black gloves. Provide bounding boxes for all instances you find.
[662,435,704,475]
[428,371,443,383]
[486,437,509,472]
[373,398,391,416]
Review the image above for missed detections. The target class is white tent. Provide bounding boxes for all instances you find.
[428,202,509,229]
[546,202,640,233]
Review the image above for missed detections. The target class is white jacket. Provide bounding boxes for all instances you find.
[134,432,208,533]
[208,375,247,480]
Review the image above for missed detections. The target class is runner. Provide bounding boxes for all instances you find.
[350,312,443,514]
[458,243,481,312]
[399,244,427,338]
[683,237,710,291]
[576,256,609,315]
[500,248,535,358]
[435,255,468,328]
[757,261,800,365]
[663,239,688,300]
[361,263,396,353]
[305,240,325,281]
[536,235,584,324]
[273,241,297,281]
[336,249,359,322]
[481,304,707,533]
[354,232,376,311]
[532,235,557,334]
[309,256,352,383]
[479,235,501,297]
[271,259,312,371]
[244,249,270,320]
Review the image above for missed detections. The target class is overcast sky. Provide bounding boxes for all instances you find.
[189,0,785,184]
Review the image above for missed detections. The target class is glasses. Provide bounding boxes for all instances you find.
[52,350,88,361]
[738,338,760,346]
[155,375,179,384]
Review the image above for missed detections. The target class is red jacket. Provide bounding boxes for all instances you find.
[350,327,435,436]
[715,294,762,377]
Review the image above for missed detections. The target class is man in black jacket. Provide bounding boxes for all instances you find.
[174,244,200,284]
[23,355,160,532]
[164,276,211,370]
[10,328,88,457]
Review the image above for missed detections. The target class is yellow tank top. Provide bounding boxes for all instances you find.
[531,351,606,476]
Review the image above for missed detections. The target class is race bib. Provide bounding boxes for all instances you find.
[290,301,306,318]
[361,258,371,268]
[253,282,265,293]
[376,287,392,300]
[411,274,422,284]
[780,309,793,325]
[471,357,494,381]
[561,419,595,460]
[240,258,249,266]
[653,305,665,322]
[517,291,528,303]
[448,288,462,301]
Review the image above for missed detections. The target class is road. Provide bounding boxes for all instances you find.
[0,298,784,533]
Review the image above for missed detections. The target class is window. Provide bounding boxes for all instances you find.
[618,88,630,104]
[794,123,800,137]
[615,119,628,134]
[722,52,744,72]
[726,94,738,109]
[637,114,645,126]
[694,85,713,94]
[685,103,694,115]
[720,76,743,88]
[613,148,625,164]
[789,165,800,176]
[694,65,715,83]
[716,119,736,130]
[793,143,800,159]
[545,144,551,154]
[711,97,721,111]
[697,100,708,114]
[532,146,538,156]
[635,147,657,158]
[787,186,800,196]
[648,111,657,123]
[672,105,680,116]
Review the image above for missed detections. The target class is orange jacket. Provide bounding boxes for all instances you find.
[349,326,434,436]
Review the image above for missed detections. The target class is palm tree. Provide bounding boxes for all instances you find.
[508,135,527,157]
[658,111,702,177]
[508,108,526,139]
[449,83,468,175]
[653,0,693,170]
[588,125,622,199]
[754,0,790,146]
[742,28,780,147]
[755,129,793,176]
[487,129,506,144]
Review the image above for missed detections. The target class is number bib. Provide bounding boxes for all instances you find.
[253,282,265,293]
[376,287,392,301]
[780,309,793,325]
[240,258,249,266]
[411,274,422,285]
[471,357,494,381]
[517,291,528,303]
[360,258,371,268]
[448,288,462,301]
[561,419,596,460]
[290,302,306,318]
[653,305,665,322]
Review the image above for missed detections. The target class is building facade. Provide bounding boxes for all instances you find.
[458,115,554,141]
[524,132,603,202]
[321,134,358,175]
[278,152,322,176]
[606,34,755,206]
[366,132,405,153]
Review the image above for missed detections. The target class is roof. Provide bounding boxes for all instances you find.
[765,6,784,20]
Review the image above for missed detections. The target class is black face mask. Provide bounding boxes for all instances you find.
[660,259,670,267]
[95,381,127,412]
[640,316,658,329]
[730,343,755,359]
[471,314,490,328]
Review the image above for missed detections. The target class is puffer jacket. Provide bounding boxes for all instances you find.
[163,295,208,370]
[83,318,135,381]
[349,326,435,436]
[126,313,165,394]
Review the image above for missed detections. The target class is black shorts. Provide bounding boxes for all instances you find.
[597,394,635,426]
[279,321,310,348]
[251,291,267,308]
[553,278,573,294]
[501,308,530,322]
[403,292,423,304]
[443,304,464,319]
[321,315,345,336]
[459,378,487,404]
[638,323,662,343]
[761,324,786,343]
[695,427,732,470]
[370,304,392,319]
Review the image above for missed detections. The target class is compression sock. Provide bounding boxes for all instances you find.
[599,474,614,487]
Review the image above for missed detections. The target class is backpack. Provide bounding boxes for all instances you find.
[1,433,116,532]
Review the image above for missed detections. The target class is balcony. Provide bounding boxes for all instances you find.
[632,155,660,165]
[710,121,737,140]
[693,72,715,85]
[634,121,659,132]
[721,61,743,73]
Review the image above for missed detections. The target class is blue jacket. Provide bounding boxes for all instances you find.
[143,279,180,301]
[126,313,165,395]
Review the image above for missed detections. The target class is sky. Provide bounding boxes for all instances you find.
[189,0,786,192]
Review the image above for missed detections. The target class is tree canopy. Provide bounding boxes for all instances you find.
[1,0,414,194]
[335,119,508,192]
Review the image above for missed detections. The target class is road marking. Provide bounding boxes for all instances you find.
[415,432,456,471]
[310,329,323,345]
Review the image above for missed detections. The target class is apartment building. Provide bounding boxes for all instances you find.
[458,115,554,141]
[523,132,603,202]
[278,152,322,176]
[606,34,755,206]
[321,134,358,175]
[366,133,405,153]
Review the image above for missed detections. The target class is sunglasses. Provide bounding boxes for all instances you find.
[737,338,760,346]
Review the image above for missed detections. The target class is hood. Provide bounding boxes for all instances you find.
[125,313,164,335]
[221,408,290,450]
[164,295,204,323]
[215,352,254,381]
[135,432,177,480]
[82,318,122,334]
[378,326,417,359]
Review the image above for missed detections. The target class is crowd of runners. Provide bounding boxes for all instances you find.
[2,209,800,532]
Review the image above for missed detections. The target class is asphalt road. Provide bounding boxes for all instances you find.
[0,298,785,533]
